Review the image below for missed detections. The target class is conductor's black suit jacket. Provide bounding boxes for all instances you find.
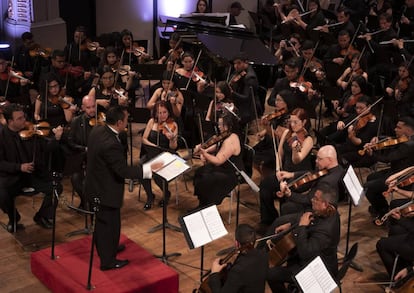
[85,125,143,208]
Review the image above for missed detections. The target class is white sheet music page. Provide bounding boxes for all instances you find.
[200,205,228,241]
[343,165,364,206]
[295,256,337,293]
[156,155,190,181]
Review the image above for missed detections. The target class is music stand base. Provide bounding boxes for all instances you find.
[65,227,92,237]
[148,221,182,233]
[155,252,182,264]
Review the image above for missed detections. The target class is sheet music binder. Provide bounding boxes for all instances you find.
[179,205,228,249]
[343,165,364,206]
[145,152,190,182]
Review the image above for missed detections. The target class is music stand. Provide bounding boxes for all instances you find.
[146,152,190,263]
[342,165,364,272]
[179,204,228,284]
[50,172,62,260]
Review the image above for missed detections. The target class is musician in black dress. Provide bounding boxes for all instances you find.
[193,113,244,208]
[141,101,178,210]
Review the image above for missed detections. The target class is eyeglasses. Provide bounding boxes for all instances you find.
[315,156,329,161]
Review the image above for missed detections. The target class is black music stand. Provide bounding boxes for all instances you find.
[342,165,363,272]
[50,172,63,260]
[179,204,228,285]
[147,152,190,263]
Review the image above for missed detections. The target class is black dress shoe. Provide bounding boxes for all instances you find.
[100,259,129,271]
[117,244,126,253]
[33,214,53,229]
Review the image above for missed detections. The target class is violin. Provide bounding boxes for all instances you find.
[353,113,374,132]
[194,131,231,155]
[383,172,414,197]
[29,46,52,58]
[341,93,363,113]
[19,121,50,139]
[289,76,313,93]
[229,70,247,85]
[9,70,33,84]
[263,109,287,122]
[288,169,329,190]
[358,135,409,156]
[340,45,359,60]
[89,112,106,126]
[48,94,76,110]
[287,128,308,152]
[59,65,84,78]
[158,118,177,137]
[375,200,414,226]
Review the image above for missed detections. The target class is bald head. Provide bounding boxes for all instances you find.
[316,145,338,170]
[82,95,96,118]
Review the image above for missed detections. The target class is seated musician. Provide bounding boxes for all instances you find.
[277,145,344,216]
[194,0,211,13]
[314,6,355,42]
[336,52,368,92]
[118,29,151,67]
[98,46,119,72]
[207,224,268,293]
[205,81,235,122]
[157,33,183,72]
[88,66,129,114]
[376,166,414,278]
[147,70,184,119]
[141,101,178,210]
[273,33,302,65]
[335,95,378,167]
[364,116,414,221]
[265,183,340,293]
[0,104,63,232]
[385,61,414,119]
[67,95,96,209]
[257,107,313,233]
[0,53,31,114]
[193,113,243,208]
[318,76,367,144]
[322,30,353,77]
[174,51,209,94]
[254,89,294,177]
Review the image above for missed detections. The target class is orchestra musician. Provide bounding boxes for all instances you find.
[376,166,414,278]
[398,0,414,39]
[118,29,151,67]
[314,6,355,44]
[335,95,379,167]
[157,33,183,71]
[194,0,211,13]
[141,101,178,210]
[274,33,302,65]
[0,103,64,232]
[85,105,162,271]
[364,116,414,221]
[206,224,268,293]
[205,80,235,122]
[229,52,262,135]
[336,52,368,92]
[0,53,32,115]
[257,108,313,233]
[193,113,244,208]
[67,95,96,209]
[277,145,344,215]
[147,70,184,119]
[265,183,340,293]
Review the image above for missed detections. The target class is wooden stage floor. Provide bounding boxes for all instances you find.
[0,123,392,293]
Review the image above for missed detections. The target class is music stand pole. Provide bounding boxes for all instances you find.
[86,198,99,290]
[346,198,363,272]
[153,177,181,263]
[51,172,62,260]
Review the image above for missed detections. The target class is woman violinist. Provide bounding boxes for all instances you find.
[335,95,378,167]
[385,61,414,118]
[147,70,184,118]
[336,52,368,91]
[140,101,178,210]
[174,51,209,94]
[319,75,367,144]
[88,66,129,114]
[205,81,235,122]
[34,73,77,128]
[258,108,314,228]
[193,112,244,208]
[119,29,151,67]
[157,33,183,71]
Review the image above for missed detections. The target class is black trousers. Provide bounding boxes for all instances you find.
[364,169,391,216]
[95,206,121,267]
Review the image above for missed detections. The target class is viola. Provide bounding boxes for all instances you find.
[375,200,414,226]
[19,121,50,139]
[89,112,106,126]
[358,135,409,156]
[267,230,296,268]
[263,109,287,121]
[229,70,247,84]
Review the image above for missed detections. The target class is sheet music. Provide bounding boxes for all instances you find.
[295,256,338,293]
[343,165,364,206]
[181,205,228,249]
[147,152,190,181]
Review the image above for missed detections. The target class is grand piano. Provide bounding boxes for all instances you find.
[159,14,277,70]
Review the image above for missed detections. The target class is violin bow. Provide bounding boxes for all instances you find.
[346,45,367,85]
[250,86,260,138]
[300,40,320,78]
[271,124,282,172]
[185,50,203,91]
[213,80,217,125]
[44,80,48,120]
[376,102,384,138]
[3,57,13,100]
[343,96,383,129]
